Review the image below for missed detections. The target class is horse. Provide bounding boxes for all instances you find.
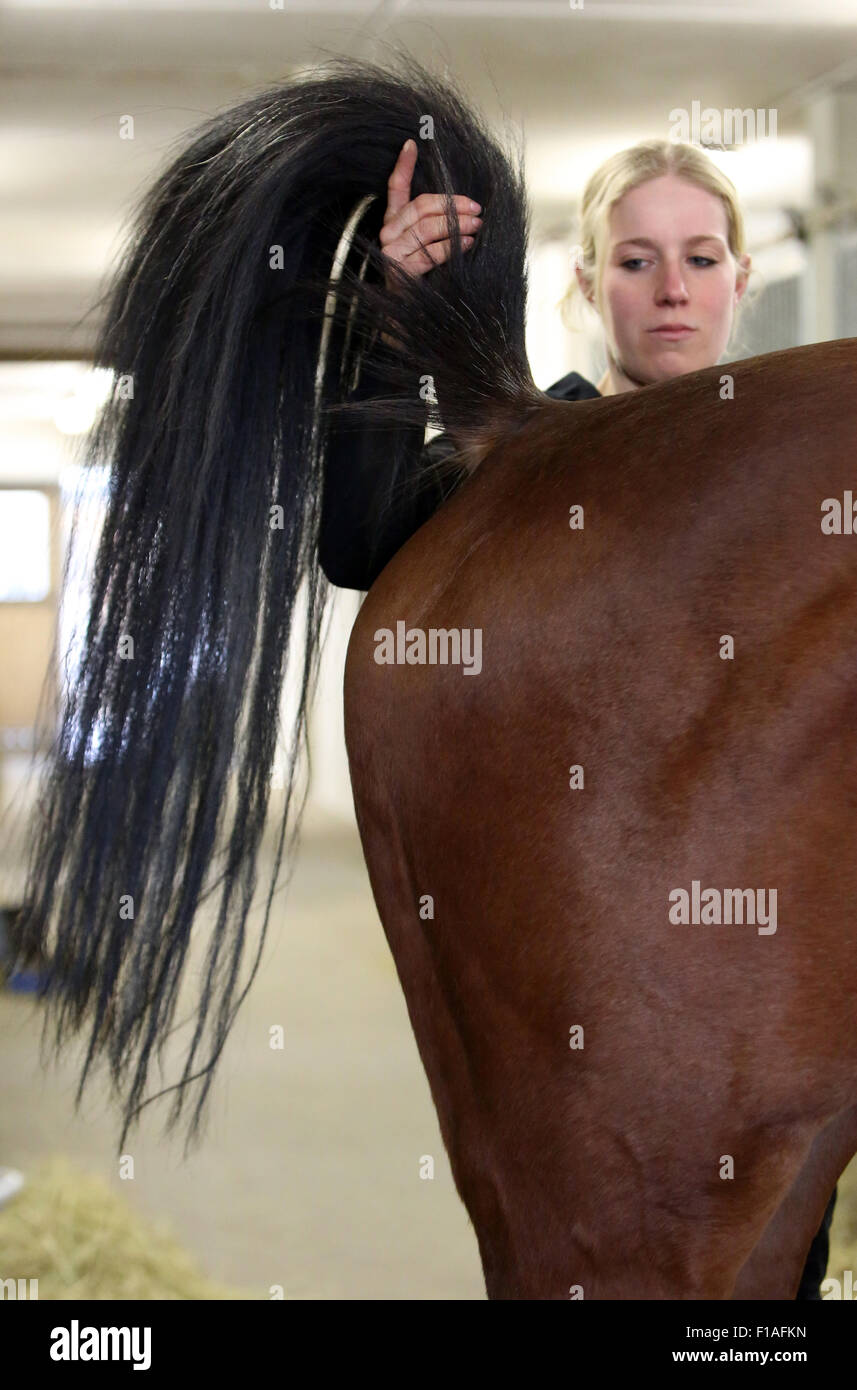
[10,52,856,1299]
[343,340,857,1299]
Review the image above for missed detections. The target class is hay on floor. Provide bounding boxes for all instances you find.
[0,1156,256,1299]
[828,1155,857,1295]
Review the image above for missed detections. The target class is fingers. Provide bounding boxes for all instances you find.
[381,206,482,286]
[381,209,482,256]
[381,141,484,289]
[403,237,477,272]
[385,139,419,222]
[382,236,475,289]
[382,189,482,245]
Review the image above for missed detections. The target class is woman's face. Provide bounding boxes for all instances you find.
[580,173,750,385]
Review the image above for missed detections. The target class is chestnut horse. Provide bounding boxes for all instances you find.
[343,340,857,1299]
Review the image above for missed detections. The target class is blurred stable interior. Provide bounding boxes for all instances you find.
[2,0,857,1299]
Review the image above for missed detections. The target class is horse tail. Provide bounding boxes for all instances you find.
[13,51,538,1153]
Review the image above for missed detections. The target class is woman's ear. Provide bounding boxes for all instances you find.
[734,253,751,304]
[575,263,597,310]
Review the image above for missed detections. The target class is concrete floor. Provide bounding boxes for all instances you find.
[0,827,485,1300]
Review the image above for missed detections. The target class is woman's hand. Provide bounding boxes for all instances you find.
[378,139,482,347]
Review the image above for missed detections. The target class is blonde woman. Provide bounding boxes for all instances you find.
[318,136,836,1301]
[319,138,753,589]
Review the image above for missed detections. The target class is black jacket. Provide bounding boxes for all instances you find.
[319,358,601,591]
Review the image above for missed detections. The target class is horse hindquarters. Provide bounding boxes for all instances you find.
[344,348,857,1297]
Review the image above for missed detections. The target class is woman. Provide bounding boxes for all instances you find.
[320,135,755,589]
[319,134,837,1300]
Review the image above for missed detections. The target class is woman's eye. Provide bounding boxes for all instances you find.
[620,255,718,270]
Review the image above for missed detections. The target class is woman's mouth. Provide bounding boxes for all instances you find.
[648,325,696,341]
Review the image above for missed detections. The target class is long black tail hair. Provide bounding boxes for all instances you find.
[13,51,540,1154]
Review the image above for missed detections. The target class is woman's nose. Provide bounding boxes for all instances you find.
[655,264,689,303]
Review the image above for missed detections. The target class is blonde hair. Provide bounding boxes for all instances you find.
[559,139,754,348]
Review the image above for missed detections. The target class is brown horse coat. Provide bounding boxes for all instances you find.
[343,340,857,1299]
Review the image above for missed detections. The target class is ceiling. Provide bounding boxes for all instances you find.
[4,0,857,354]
